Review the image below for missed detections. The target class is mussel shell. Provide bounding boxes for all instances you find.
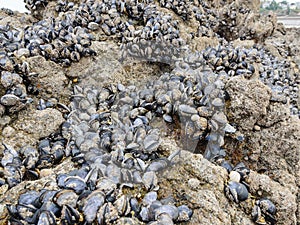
[83,190,105,223]
[177,205,193,222]
[37,210,56,225]
[54,189,78,208]
[64,176,87,194]
[61,205,80,225]
[225,181,249,203]
[154,205,179,221]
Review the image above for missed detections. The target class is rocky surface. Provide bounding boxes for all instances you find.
[158,139,297,225]
[225,76,272,131]
[26,56,70,101]
[0,107,64,150]
[0,0,299,224]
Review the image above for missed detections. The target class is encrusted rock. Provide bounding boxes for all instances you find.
[13,108,64,138]
[159,138,298,224]
[26,56,70,101]
[0,108,65,149]
[225,76,272,131]
[66,41,126,87]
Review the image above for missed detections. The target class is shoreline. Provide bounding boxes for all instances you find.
[277,15,300,27]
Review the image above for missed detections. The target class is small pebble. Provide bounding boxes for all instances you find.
[254,125,261,131]
[40,169,54,177]
[188,178,200,190]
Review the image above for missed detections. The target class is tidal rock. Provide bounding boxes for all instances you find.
[225,76,272,131]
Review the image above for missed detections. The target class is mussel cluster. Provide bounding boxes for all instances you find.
[0,24,33,115]
[1,54,230,223]
[200,44,299,116]
[221,160,277,225]
[252,198,277,225]
[1,0,299,118]
[158,0,221,37]
[53,64,227,223]
[0,15,94,116]
[216,2,252,41]
[67,60,229,160]
[158,0,192,20]
[25,0,49,12]
[0,134,66,189]
[0,0,296,224]
[222,161,250,204]
[0,0,184,117]
[7,184,193,224]
[120,3,185,63]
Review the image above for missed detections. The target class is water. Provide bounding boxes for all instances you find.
[0,0,29,13]
[277,16,300,28]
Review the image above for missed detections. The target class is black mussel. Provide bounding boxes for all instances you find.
[224,181,249,204]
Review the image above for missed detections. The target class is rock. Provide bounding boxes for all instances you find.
[251,12,277,43]
[158,138,298,225]
[190,36,219,52]
[66,41,127,87]
[257,102,290,127]
[216,3,276,42]
[225,76,272,131]
[248,172,297,225]
[26,56,70,101]
[232,39,255,49]
[0,116,11,132]
[0,108,64,149]
[1,126,16,138]
[14,107,64,138]
[246,116,300,191]
[238,0,261,11]
[0,9,36,29]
